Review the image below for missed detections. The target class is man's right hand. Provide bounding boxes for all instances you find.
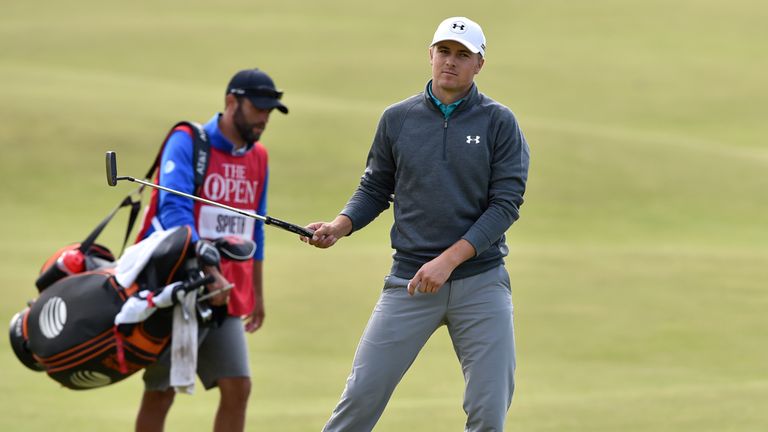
[301,215,353,249]
[203,265,231,306]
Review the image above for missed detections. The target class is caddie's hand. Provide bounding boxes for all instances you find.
[203,265,230,306]
[244,295,265,333]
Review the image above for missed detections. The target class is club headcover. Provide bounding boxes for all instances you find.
[214,236,256,262]
[195,240,221,268]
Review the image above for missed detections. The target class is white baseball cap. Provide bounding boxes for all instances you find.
[430,17,486,57]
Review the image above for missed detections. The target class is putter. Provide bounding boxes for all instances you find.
[106,151,314,238]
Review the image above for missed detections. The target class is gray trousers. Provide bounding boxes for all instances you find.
[323,265,516,432]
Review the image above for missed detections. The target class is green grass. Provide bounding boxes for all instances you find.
[1,0,767,430]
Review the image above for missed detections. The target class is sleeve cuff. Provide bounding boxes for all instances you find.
[462,229,492,257]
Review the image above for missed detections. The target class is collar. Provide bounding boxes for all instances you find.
[426,81,464,119]
[206,114,253,155]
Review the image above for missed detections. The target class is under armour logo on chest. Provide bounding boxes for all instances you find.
[466,136,481,144]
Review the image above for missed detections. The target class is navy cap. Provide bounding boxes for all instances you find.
[226,68,288,114]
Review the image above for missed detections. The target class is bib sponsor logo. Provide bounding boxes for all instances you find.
[203,163,258,205]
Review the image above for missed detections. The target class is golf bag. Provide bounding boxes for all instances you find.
[9,226,207,389]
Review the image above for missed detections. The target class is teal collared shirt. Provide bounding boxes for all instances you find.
[427,81,463,119]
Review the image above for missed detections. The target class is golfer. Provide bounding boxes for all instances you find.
[304,16,530,431]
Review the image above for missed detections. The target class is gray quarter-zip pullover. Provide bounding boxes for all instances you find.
[341,81,530,280]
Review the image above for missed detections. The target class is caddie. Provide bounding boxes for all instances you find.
[134,68,288,432]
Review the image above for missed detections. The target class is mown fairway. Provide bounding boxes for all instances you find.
[1,0,766,430]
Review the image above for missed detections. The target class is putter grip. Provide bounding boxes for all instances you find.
[265,216,315,238]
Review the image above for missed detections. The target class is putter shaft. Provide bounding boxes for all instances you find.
[123,176,268,223]
[106,151,314,238]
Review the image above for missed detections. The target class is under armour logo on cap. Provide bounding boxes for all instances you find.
[451,22,467,33]
[430,16,487,57]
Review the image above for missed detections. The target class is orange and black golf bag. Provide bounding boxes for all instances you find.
[9,225,206,389]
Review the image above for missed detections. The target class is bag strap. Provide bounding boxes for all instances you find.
[79,193,142,256]
[144,121,210,191]
[189,121,211,191]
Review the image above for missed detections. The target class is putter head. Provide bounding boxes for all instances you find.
[105,151,118,186]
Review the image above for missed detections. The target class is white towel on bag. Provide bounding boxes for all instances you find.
[115,228,176,288]
[170,290,198,394]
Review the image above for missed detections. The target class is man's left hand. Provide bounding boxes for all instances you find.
[407,239,476,296]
